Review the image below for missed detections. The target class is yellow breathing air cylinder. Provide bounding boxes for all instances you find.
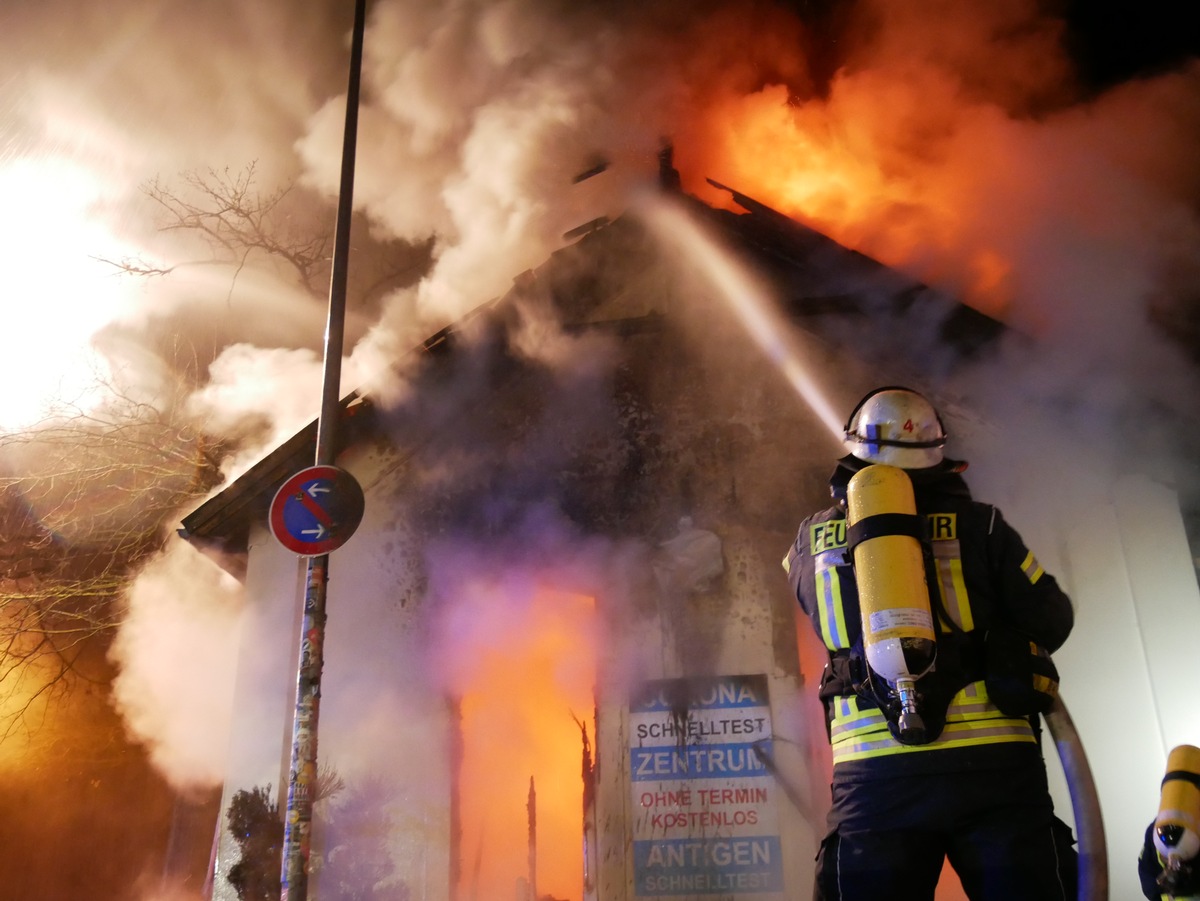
[846,464,936,743]
[1155,743,1200,889]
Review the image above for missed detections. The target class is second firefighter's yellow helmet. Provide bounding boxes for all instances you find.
[844,386,947,469]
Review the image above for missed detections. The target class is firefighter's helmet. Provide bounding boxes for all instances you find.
[844,387,946,469]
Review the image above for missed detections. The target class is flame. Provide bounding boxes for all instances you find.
[457,588,596,901]
[673,73,1023,322]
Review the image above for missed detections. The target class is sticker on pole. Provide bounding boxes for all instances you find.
[269,465,365,556]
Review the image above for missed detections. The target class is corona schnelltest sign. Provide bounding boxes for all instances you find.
[629,674,784,897]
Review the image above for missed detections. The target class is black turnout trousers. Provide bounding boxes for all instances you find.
[813,758,1078,901]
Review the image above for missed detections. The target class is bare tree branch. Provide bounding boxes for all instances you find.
[3,160,429,745]
[91,162,332,301]
[0,382,224,742]
[95,162,431,308]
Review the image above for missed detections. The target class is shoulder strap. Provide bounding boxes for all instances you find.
[845,512,926,552]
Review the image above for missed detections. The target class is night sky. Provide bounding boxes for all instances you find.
[1063,0,1200,89]
[785,0,1200,93]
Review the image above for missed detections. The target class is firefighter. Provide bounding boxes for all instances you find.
[1139,744,1200,900]
[783,386,1077,901]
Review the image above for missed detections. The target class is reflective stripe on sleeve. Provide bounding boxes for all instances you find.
[1020,550,1045,585]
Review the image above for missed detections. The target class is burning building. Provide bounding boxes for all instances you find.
[180,165,1200,901]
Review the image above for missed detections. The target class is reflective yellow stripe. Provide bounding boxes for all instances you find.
[1021,550,1045,585]
[946,556,973,629]
[931,540,973,631]
[829,704,888,741]
[831,683,1000,734]
[816,564,849,650]
[829,681,1036,765]
[832,721,1037,764]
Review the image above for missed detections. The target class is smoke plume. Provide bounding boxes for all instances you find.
[109,541,244,790]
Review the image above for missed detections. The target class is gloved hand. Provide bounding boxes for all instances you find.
[984,624,1059,716]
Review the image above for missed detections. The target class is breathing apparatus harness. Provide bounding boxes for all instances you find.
[826,455,1058,747]
[820,457,968,745]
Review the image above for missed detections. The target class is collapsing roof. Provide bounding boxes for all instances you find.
[178,177,1004,558]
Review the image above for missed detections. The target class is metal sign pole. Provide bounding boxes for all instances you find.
[280,0,367,897]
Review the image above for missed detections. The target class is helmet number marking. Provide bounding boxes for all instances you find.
[902,418,915,433]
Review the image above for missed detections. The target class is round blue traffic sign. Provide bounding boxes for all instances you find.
[269,465,365,556]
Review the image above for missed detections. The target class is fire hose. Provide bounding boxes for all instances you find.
[1045,695,1108,901]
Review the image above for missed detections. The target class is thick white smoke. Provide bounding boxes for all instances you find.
[109,541,244,790]
[294,0,680,404]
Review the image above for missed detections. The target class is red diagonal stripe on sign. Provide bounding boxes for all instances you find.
[297,488,334,527]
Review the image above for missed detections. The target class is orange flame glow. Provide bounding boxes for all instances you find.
[456,589,596,901]
[667,22,1076,330]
